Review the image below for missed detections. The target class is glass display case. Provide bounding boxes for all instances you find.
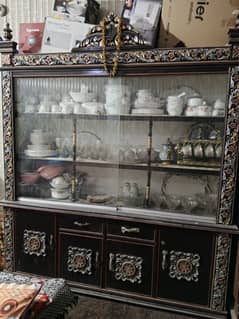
[1,44,239,319]
[14,73,227,222]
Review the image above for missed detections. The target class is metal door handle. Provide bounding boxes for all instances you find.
[109,253,114,271]
[121,226,140,234]
[73,221,91,227]
[49,234,54,250]
[95,252,99,269]
[162,250,168,271]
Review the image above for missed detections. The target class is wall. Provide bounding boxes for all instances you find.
[0,0,124,42]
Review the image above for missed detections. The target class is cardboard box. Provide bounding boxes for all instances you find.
[41,17,94,53]
[129,0,162,46]
[159,0,239,48]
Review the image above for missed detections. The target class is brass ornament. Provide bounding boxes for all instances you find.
[72,13,146,77]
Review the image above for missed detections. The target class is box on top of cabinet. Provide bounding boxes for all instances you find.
[158,0,238,48]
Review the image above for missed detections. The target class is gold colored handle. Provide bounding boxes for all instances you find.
[73,221,91,227]
[121,226,140,234]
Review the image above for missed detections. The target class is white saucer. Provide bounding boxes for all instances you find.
[131,108,165,115]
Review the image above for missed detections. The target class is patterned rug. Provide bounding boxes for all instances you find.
[66,295,196,319]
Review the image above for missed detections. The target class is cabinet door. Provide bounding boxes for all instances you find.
[158,228,214,306]
[15,211,55,276]
[106,240,154,295]
[59,232,102,287]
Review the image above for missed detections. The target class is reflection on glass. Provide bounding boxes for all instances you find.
[14,73,227,220]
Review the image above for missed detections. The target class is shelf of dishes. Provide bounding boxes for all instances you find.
[17,82,226,118]
[17,167,218,216]
[16,112,225,122]
[19,125,223,171]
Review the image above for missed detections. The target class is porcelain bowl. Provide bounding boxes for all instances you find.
[51,188,70,199]
[69,91,96,103]
[50,176,70,189]
[37,165,65,180]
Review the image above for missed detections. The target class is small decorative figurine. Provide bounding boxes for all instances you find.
[232,9,239,28]
[3,22,13,41]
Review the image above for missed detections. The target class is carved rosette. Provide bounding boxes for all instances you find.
[232,46,239,60]
[169,251,200,282]
[218,66,239,224]
[2,71,14,201]
[3,208,14,271]
[211,234,231,311]
[67,246,92,275]
[2,47,231,68]
[23,230,46,257]
[114,253,143,284]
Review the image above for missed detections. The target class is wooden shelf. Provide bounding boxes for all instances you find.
[16,112,225,122]
[18,156,220,175]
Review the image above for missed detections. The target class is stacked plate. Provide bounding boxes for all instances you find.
[25,129,57,157]
[131,89,165,115]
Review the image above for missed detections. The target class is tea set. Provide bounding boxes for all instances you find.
[176,124,223,165]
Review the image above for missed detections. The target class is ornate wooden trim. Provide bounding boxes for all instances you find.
[2,71,14,201]
[2,47,231,67]
[218,66,239,224]
[210,233,231,311]
[3,208,14,271]
[232,46,239,60]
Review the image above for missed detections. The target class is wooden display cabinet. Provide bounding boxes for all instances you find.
[1,42,239,319]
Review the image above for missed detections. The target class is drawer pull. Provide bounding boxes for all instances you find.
[121,226,140,234]
[73,221,91,227]
[162,250,168,271]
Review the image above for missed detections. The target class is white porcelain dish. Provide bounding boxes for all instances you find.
[131,108,164,115]
[25,149,57,157]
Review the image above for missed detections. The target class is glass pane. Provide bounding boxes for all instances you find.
[14,77,120,203]
[14,72,228,222]
[118,73,227,221]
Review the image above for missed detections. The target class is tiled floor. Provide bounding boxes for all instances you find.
[66,295,196,319]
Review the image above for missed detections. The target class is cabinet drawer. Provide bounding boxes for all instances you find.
[58,215,103,234]
[107,221,155,241]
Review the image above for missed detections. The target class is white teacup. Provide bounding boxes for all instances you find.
[167,96,184,116]
[39,103,50,113]
[73,103,84,114]
[197,104,212,116]
[51,104,62,113]
[60,102,73,114]
[25,104,36,113]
